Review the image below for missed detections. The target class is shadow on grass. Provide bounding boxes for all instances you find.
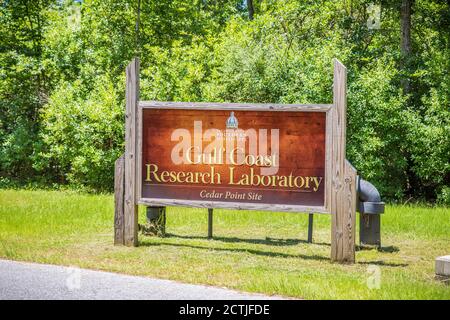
[165,233,331,247]
[139,234,407,267]
[356,245,400,253]
[357,261,408,267]
[140,240,329,261]
[377,245,400,253]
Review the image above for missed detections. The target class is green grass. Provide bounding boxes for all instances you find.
[0,189,449,299]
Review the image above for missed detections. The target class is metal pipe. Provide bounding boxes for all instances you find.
[357,177,385,247]
[208,208,213,239]
[307,214,314,243]
[357,178,385,214]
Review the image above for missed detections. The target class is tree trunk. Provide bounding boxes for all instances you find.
[247,0,254,21]
[135,0,141,57]
[400,0,412,95]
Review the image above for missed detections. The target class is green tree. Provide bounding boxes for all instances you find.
[1,0,448,201]
[0,0,55,181]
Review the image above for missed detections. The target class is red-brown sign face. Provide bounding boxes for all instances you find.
[141,108,326,207]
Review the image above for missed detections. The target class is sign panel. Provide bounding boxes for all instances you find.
[140,106,328,211]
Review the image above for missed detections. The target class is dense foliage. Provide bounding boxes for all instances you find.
[0,0,448,203]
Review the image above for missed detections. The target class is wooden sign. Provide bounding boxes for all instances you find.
[117,58,357,264]
[139,106,328,213]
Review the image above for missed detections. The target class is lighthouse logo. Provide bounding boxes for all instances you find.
[226,112,238,129]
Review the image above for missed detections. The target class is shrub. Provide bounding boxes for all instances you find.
[347,58,409,199]
[35,76,123,191]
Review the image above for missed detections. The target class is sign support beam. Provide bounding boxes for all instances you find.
[330,59,356,263]
[307,214,314,243]
[114,154,125,245]
[208,209,213,239]
[124,58,140,247]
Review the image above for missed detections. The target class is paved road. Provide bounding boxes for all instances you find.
[0,259,283,300]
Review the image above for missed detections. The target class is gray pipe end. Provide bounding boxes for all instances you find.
[359,201,385,214]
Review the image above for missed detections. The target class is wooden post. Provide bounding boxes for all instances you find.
[343,160,357,260]
[208,208,213,239]
[331,59,356,263]
[114,154,125,245]
[124,58,139,247]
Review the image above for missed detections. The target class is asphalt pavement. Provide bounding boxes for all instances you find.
[0,259,284,300]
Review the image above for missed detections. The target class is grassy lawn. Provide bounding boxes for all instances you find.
[0,189,449,299]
